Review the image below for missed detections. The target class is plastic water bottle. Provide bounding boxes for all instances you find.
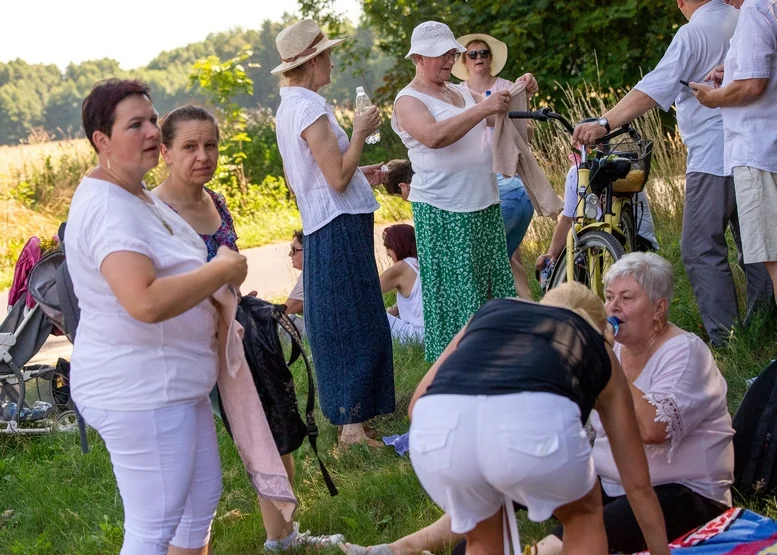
[607,316,621,337]
[355,86,380,145]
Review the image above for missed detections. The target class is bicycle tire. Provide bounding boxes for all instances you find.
[547,230,625,299]
[620,202,637,253]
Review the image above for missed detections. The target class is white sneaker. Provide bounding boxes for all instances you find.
[264,522,345,552]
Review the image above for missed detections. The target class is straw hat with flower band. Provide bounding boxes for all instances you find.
[450,33,509,81]
[271,19,346,75]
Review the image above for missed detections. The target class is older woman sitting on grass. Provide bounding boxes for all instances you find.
[343,253,734,555]
[538,252,735,554]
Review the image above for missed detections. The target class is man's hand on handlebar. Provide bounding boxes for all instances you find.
[535,253,555,271]
[572,121,608,147]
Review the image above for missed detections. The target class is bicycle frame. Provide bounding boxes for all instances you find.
[569,150,629,298]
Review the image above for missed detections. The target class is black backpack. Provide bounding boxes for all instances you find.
[732,359,777,496]
[225,296,337,496]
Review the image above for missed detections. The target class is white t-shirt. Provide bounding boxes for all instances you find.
[288,273,304,304]
[634,0,739,176]
[721,0,777,174]
[65,177,219,411]
[391,84,499,212]
[592,332,734,506]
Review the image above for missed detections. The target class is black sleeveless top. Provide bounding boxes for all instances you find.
[425,298,612,422]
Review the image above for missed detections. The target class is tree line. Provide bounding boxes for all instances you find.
[0,17,390,146]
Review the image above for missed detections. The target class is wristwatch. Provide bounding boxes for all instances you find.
[597,117,611,133]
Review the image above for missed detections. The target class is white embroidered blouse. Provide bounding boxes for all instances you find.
[591,331,735,506]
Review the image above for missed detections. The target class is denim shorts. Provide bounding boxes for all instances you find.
[497,174,534,257]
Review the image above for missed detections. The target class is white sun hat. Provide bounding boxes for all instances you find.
[451,33,509,81]
[271,19,346,75]
[404,21,466,59]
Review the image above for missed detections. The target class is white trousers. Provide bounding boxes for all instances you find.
[80,398,222,554]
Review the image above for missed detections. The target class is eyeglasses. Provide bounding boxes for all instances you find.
[290,245,303,255]
[437,50,462,62]
[466,49,491,60]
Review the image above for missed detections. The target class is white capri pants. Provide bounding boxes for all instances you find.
[80,397,222,554]
[409,392,595,535]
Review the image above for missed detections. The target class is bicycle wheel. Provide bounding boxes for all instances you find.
[619,201,637,253]
[547,230,625,300]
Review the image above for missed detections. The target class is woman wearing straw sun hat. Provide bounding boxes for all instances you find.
[391,21,515,363]
[272,19,395,447]
[452,33,538,300]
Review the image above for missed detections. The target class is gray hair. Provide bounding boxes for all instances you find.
[603,252,674,303]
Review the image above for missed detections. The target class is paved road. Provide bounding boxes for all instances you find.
[1,223,398,366]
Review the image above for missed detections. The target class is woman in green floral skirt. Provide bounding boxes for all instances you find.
[391,21,515,361]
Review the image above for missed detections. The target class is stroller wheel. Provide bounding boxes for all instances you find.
[54,410,78,432]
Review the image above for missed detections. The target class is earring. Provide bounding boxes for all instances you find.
[653,318,664,332]
[106,157,112,170]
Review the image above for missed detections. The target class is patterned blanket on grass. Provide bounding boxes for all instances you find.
[633,509,777,554]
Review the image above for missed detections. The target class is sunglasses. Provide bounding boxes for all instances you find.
[290,245,303,255]
[466,49,491,60]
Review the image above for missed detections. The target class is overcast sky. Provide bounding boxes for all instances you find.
[0,0,361,70]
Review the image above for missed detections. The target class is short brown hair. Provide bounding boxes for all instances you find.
[385,159,413,196]
[82,79,152,152]
[382,224,417,260]
[292,229,304,245]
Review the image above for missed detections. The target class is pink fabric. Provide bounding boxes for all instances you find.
[491,81,563,218]
[8,236,42,310]
[212,286,297,521]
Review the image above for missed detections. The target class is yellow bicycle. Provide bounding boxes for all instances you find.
[509,108,653,299]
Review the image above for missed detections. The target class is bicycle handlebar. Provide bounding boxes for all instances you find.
[507,107,638,144]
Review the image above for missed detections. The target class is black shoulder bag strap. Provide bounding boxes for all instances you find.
[273,307,338,496]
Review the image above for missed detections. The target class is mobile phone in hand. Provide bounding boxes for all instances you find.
[679,80,691,87]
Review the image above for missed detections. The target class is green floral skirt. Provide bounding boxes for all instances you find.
[412,202,514,362]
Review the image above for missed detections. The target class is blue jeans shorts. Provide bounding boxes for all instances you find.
[497,174,534,257]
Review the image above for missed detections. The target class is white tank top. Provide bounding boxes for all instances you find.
[395,257,424,329]
[391,84,498,213]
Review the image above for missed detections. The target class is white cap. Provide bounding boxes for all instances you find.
[405,21,466,59]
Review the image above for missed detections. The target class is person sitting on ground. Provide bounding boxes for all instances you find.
[284,229,306,339]
[535,158,659,273]
[153,104,342,552]
[384,159,413,201]
[532,252,734,554]
[380,224,424,343]
[407,281,670,554]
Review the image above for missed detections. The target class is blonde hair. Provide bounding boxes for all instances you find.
[540,282,607,334]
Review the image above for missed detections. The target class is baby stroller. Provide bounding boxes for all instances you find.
[0,237,77,434]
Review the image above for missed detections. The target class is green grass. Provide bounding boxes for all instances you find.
[2,223,776,553]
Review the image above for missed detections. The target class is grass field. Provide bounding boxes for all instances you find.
[1,207,776,553]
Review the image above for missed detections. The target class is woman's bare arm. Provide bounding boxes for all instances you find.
[302,115,368,194]
[101,247,246,324]
[394,90,508,149]
[596,347,670,555]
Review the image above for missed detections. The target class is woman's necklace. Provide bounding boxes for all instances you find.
[140,191,174,236]
[620,327,665,382]
[413,78,449,95]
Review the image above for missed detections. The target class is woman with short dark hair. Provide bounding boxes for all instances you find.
[66,80,247,555]
[380,224,424,343]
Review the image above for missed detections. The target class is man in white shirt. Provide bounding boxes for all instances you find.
[573,0,772,346]
[690,0,777,306]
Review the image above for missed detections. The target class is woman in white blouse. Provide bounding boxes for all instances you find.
[272,19,394,447]
[538,252,735,554]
